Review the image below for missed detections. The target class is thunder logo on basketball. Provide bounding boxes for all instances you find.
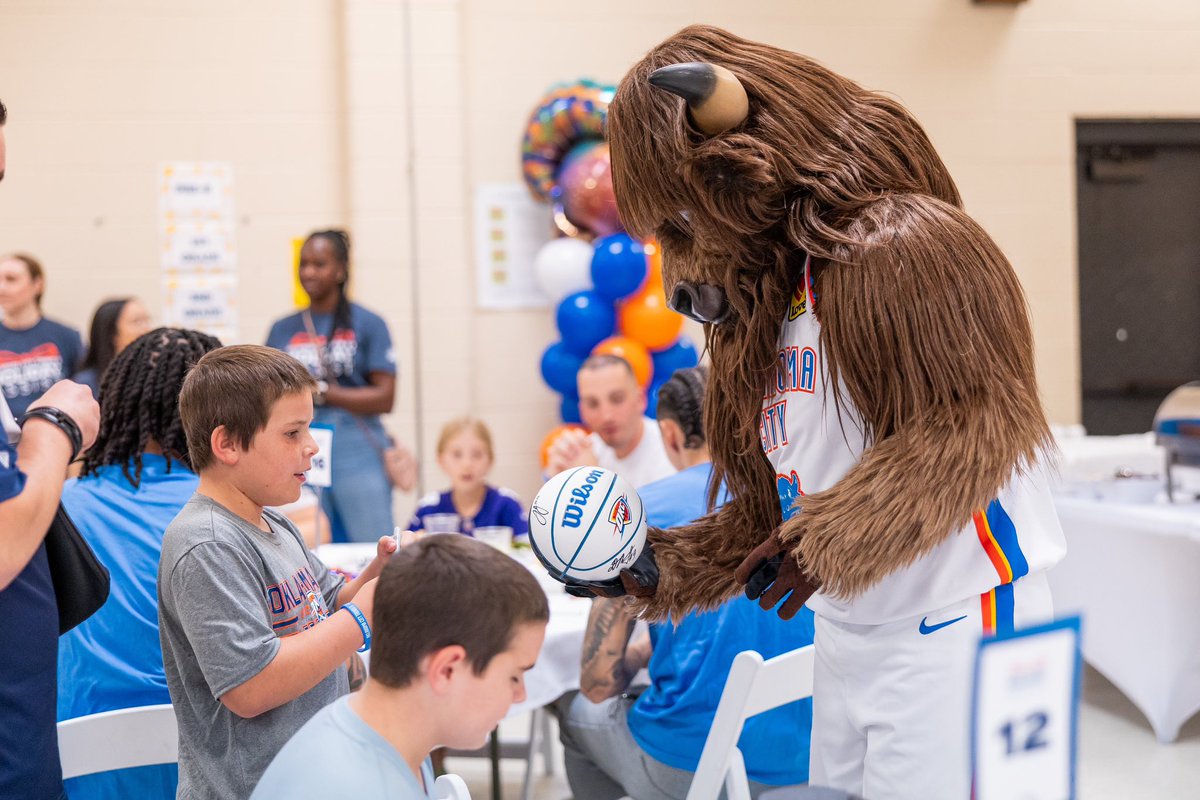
[608,495,632,535]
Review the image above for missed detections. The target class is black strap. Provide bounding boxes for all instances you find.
[20,406,83,461]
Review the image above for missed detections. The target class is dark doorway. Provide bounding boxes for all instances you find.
[1077,120,1200,434]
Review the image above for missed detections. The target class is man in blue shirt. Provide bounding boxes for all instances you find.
[556,367,817,799]
[0,96,102,800]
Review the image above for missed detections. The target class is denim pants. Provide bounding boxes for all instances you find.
[316,407,395,543]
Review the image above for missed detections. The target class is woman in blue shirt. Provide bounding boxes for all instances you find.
[267,230,398,543]
[557,365,817,799]
[57,328,221,800]
[0,253,84,417]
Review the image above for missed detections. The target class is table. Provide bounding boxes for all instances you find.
[314,543,593,716]
[1050,431,1164,483]
[1047,487,1200,742]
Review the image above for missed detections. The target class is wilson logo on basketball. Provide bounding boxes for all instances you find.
[560,468,605,529]
[608,495,632,535]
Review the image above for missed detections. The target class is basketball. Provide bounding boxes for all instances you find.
[528,467,647,583]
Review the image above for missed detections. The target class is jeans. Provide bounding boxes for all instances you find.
[554,692,790,800]
[315,407,395,544]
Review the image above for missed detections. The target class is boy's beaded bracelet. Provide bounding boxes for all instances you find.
[341,602,371,652]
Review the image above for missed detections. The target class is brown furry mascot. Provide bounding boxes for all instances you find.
[578,25,1067,799]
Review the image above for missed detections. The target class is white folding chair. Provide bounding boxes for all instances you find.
[685,645,816,800]
[57,704,179,779]
[435,773,473,800]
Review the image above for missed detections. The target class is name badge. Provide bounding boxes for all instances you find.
[307,424,334,488]
[972,615,1082,800]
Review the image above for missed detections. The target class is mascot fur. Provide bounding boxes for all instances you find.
[584,25,1066,798]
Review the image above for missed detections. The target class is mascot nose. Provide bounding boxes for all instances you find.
[669,281,730,325]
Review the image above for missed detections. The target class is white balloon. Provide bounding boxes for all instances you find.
[534,238,594,303]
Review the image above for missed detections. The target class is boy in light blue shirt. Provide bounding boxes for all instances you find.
[251,534,549,798]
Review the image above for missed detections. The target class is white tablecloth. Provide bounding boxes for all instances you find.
[1047,489,1200,742]
[1050,431,1164,483]
[315,543,593,718]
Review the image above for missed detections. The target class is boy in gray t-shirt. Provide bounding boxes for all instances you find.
[159,345,397,799]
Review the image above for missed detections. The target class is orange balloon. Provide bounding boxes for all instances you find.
[540,424,586,470]
[643,239,664,287]
[592,336,653,388]
[618,280,684,352]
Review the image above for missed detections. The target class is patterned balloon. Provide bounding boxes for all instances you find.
[520,79,616,237]
[558,141,622,238]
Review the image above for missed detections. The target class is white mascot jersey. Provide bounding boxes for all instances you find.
[761,257,1067,626]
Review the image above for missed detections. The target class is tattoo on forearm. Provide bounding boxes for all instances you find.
[580,599,637,700]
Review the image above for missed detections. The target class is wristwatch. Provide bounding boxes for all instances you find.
[314,380,330,406]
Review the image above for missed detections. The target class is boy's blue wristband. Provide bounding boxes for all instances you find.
[342,602,371,652]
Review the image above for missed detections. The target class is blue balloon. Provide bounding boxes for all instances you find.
[651,336,699,383]
[645,379,668,419]
[590,233,647,301]
[560,393,582,424]
[556,290,616,356]
[540,341,584,396]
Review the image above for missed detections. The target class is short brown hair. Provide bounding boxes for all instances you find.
[371,535,549,688]
[179,344,316,471]
[436,417,494,461]
[579,353,635,379]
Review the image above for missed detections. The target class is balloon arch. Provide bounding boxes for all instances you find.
[521,79,699,464]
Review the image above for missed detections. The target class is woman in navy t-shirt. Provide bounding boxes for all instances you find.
[266,230,397,543]
[0,253,84,417]
[407,417,528,545]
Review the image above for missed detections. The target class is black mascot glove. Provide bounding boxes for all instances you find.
[734,528,816,620]
[560,541,659,599]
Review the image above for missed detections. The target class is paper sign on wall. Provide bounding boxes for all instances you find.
[159,162,238,340]
[159,162,236,222]
[161,222,236,272]
[972,616,1082,800]
[474,182,556,309]
[161,273,238,342]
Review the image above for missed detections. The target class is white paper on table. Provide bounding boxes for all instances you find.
[972,616,1081,800]
[473,182,556,310]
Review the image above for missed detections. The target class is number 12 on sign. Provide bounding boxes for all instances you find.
[972,616,1082,800]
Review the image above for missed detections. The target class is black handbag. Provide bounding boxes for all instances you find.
[44,502,110,634]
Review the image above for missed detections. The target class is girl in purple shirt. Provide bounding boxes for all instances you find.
[406,418,528,545]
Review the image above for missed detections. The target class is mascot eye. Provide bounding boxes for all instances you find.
[658,212,694,246]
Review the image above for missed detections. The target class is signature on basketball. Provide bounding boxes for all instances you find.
[530,504,549,526]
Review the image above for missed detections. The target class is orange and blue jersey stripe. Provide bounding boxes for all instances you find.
[974,500,1027,636]
[980,583,1016,636]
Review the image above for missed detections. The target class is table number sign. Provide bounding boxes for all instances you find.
[306,424,334,489]
[972,616,1082,800]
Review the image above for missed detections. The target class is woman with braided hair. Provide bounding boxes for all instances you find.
[57,327,220,800]
[557,365,823,800]
[267,229,399,543]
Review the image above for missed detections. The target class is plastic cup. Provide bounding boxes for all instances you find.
[423,513,462,533]
[474,526,513,551]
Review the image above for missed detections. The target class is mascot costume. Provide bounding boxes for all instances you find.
[566,25,1067,799]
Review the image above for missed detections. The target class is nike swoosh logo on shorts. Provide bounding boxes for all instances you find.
[919,614,967,635]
